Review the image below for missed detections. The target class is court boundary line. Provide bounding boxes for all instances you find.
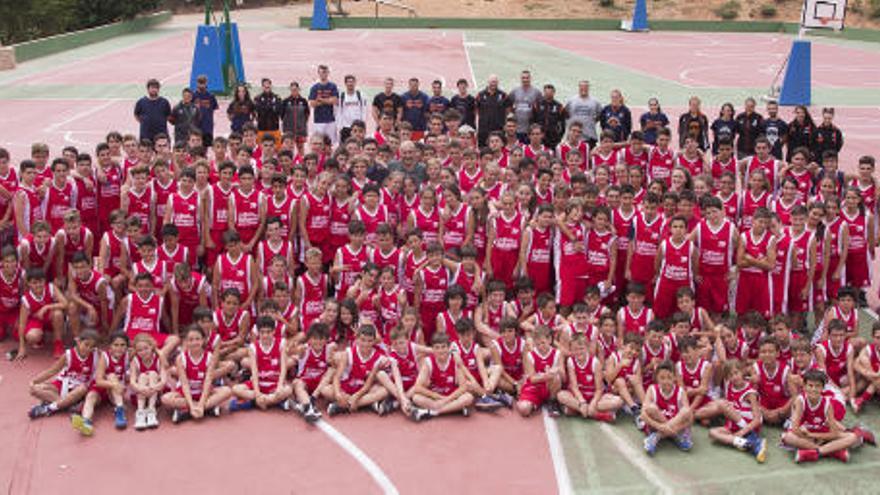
[542,410,574,495]
[462,32,477,88]
[598,423,675,495]
[317,421,400,495]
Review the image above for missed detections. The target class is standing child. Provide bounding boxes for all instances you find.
[486,191,524,291]
[97,210,129,303]
[72,333,131,435]
[227,165,262,252]
[584,206,617,301]
[161,325,233,423]
[129,333,166,430]
[736,208,776,319]
[641,360,695,455]
[786,206,817,331]
[840,187,874,301]
[169,262,210,331]
[692,196,736,318]
[627,193,664,305]
[554,199,588,313]
[414,243,449,343]
[332,219,371,301]
[212,231,258,311]
[652,216,696,320]
[27,330,99,419]
[296,248,329,332]
[617,283,653,339]
[517,204,554,297]
[163,168,201,264]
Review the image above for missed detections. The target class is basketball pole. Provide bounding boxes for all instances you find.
[777,3,812,106]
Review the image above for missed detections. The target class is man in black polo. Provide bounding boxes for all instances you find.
[254,78,283,144]
[475,75,510,147]
[531,84,566,149]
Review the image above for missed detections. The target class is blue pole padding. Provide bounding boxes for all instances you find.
[779,40,811,106]
[311,0,331,30]
[190,25,225,93]
[631,0,649,31]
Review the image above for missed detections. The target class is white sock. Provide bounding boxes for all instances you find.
[733,437,748,448]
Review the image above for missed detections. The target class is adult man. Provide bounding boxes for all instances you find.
[735,97,764,158]
[371,77,403,125]
[134,79,171,142]
[509,70,542,143]
[564,80,602,148]
[388,141,427,186]
[254,78,283,145]
[761,101,788,160]
[427,80,450,119]
[169,88,200,145]
[192,75,218,146]
[450,78,476,129]
[531,84,566,149]
[309,64,340,144]
[401,78,429,141]
[338,74,367,142]
[475,75,510,147]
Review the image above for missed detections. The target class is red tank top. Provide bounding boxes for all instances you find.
[630,212,664,279]
[725,381,757,417]
[755,360,789,407]
[746,155,778,187]
[23,284,54,316]
[297,344,330,382]
[232,188,259,231]
[126,187,153,234]
[373,247,400,277]
[73,269,103,308]
[44,181,75,231]
[73,176,97,221]
[343,345,385,388]
[676,154,704,177]
[799,394,831,433]
[170,190,200,243]
[710,157,736,185]
[612,208,636,253]
[740,190,769,230]
[618,306,652,336]
[265,193,295,240]
[458,168,483,194]
[252,338,284,389]
[652,384,682,419]
[304,191,331,242]
[257,240,291,273]
[124,292,162,334]
[820,339,850,385]
[101,231,126,276]
[412,206,440,246]
[378,286,401,338]
[853,179,877,213]
[134,258,167,290]
[298,272,327,328]
[181,350,211,396]
[152,178,176,223]
[585,229,615,276]
[133,352,160,375]
[558,141,589,170]
[677,358,708,390]
[389,342,419,390]
[740,229,772,274]
[571,355,599,399]
[0,269,22,311]
[842,209,869,254]
[648,147,674,185]
[171,271,205,310]
[357,204,388,246]
[60,348,97,386]
[335,245,369,297]
[420,265,449,307]
[219,253,252,301]
[623,146,648,169]
[429,354,458,395]
[214,308,244,341]
[442,203,469,252]
[658,238,692,283]
[788,228,812,273]
[716,192,738,221]
[495,337,524,380]
[492,211,523,253]
[208,183,233,232]
[102,350,129,383]
[329,196,352,246]
[697,219,735,274]
[98,164,122,205]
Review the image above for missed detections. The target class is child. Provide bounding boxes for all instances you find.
[647,128,675,186]
[435,284,470,342]
[158,224,189,268]
[26,329,97,422]
[706,360,768,463]
[409,332,475,421]
[230,316,293,412]
[212,231,258,310]
[169,262,210,331]
[72,332,130,435]
[815,320,855,399]
[17,268,68,359]
[213,289,250,366]
[558,333,620,421]
[18,220,54,275]
[120,166,155,236]
[227,165,262,252]
[626,193,664,304]
[204,161,235,270]
[840,187,874,300]
[291,322,336,422]
[383,325,429,415]
[413,242,449,343]
[517,204,554,297]
[256,216,294,273]
[296,248,329,332]
[42,159,74,231]
[652,216,696,320]
[782,369,859,463]
[97,209,129,300]
[516,325,563,417]
[852,322,880,413]
[162,325,232,423]
[54,210,94,282]
[486,191,524,290]
[490,317,527,397]
[554,199,588,312]
[129,333,166,430]
[736,208,776,319]
[522,293,565,341]
[163,168,201,263]
[347,263,381,326]
[475,280,507,344]
[129,235,167,293]
[0,247,21,341]
[453,318,509,410]
[356,184,389,246]
[328,325,390,416]
[785,206,816,332]
[641,360,694,455]
[818,286,860,343]
[606,334,646,424]
[617,283,654,339]
[113,273,178,361]
[641,320,671,388]
[332,219,371,302]
[753,336,794,424]
[584,206,617,301]
[400,228,427,305]
[447,245,483,313]
[262,174,296,243]
[676,336,713,417]
[692,196,736,318]
[67,252,111,336]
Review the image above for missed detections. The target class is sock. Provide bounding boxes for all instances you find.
[732,437,748,448]
[736,419,747,429]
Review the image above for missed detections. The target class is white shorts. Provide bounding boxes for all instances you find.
[312,122,338,145]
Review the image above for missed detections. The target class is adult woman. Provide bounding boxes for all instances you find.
[639,97,669,145]
[226,84,255,133]
[710,103,738,155]
[810,107,844,162]
[786,105,815,161]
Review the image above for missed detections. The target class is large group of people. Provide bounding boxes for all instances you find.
[2,65,878,464]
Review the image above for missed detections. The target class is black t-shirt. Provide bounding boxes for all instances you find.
[450,94,476,128]
[372,92,403,118]
[761,117,789,159]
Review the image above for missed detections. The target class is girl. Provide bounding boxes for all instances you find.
[710,103,738,155]
[486,191,524,290]
[397,176,420,238]
[676,136,705,177]
[781,147,814,203]
[554,199,588,312]
[27,330,99,420]
[786,105,815,161]
[652,216,696,320]
[772,177,801,226]
[407,188,441,247]
[435,285,470,343]
[639,98,669,145]
[583,206,617,301]
[740,169,771,231]
[72,333,130,435]
[466,187,490,266]
[299,172,333,264]
[336,298,359,345]
[440,184,470,257]
[329,174,355,259]
[806,202,828,317]
[715,172,739,222]
[706,360,768,463]
[161,326,232,423]
[840,187,874,295]
[517,204,554,297]
[129,333,166,430]
[824,196,849,302]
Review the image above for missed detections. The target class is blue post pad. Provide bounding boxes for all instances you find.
[311,0,331,30]
[219,22,246,84]
[190,25,224,93]
[779,40,811,106]
[631,0,649,31]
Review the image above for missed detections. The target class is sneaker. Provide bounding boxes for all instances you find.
[592,411,616,423]
[293,401,306,415]
[134,410,148,430]
[229,399,254,413]
[52,340,64,358]
[71,413,94,436]
[6,349,18,361]
[171,409,191,424]
[620,404,633,416]
[382,397,398,413]
[795,449,819,463]
[28,403,53,420]
[752,437,768,463]
[280,399,292,412]
[828,448,850,463]
[304,404,322,423]
[113,406,127,429]
[852,425,877,446]
[644,432,659,456]
[674,430,693,451]
[474,395,504,412]
[409,407,431,422]
[209,406,221,418]
[634,414,646,431]
[546,400,562,418]
[327,402,345,417]
[146,408,159,429]
[372,400,387,416]
[492,391,514,408]
[461,407,470,417]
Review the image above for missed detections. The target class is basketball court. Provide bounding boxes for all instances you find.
[2,5,880,494]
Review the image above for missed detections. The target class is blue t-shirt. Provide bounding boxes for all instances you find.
[308,82,339,124]
[193,89,218,134]
[134,96,171,141]
[401,91,429,131]
[639,111,669,145]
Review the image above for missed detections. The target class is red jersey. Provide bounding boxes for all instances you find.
[123,292,162,336]
[133,258,167,290]
[158,243,189,268]
[335,244,370,300]
[725,381,757,420]
[755,360,790,410]
[641,340,670,386]
[401,251,426,299]
[676,153,704,177]
[0,168,18,223]
[696,218,735,275]
[419,265,449,309]
[265,193,295,240]
[411,206,440,246]
[43,180,76,231]
[491,211,523,253]
[442,203,469,253]
[297,344,331,386]
[819,339,851,386]
[179,350,211,398]
[380,187,401,227]
[716,191,738,222]
[218,252,253,302]
[558,140,589,171]
[388,342,419,391]
[231,187,259,243]
[329,196,352,248]
[356,204,388,246]
[58,226,90,275]
[710,157,736,185]
[170,272,206,321]
[787,169,813,203]
[841,209,869,256]
[377,286,402,338]
[214,308,245,342]
[252,338,284,391]
[647,147,675,185]
[622,146,649,170]
[125,187,154,235]
[798,394,831,433]
[372,247,400,277]
[611,208,636,256]
[852,179,877,214]
[772,197,799,226]
[0,268,22,312]
[428,353,458,395]
[152,178,176,227]
[19,234,54,272]
[677,358,709,392]
[458,167,483,194]
[739,190,770,230]
[651,383,683,420]
[570,355,600,400]
[16,184,43,233]
[73,269,105,309]
[618,306,653,336]
[584,229,615,279]
[740,229,773,275]
[97,164,123,212]
[101,350,129,384]
[657,238,693,284]
[629,212,664,281]
[341,345,386,390]
[297,272,326,330]
[73,175,97,227]
[451,265,480,312]
[453,340,482,382]
[256,239,292,273]
[746,155,779,189]
[207,183,233,232]
[100,231,126,277]
[494,336,525,381]
[303,191,331,244]
[168,189,200,245]
[591,150,618,171]
[57,348,98,388]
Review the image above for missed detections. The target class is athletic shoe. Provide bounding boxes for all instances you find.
[52,340,64,358]
[114,406,127,429]
[492,391,514,408]
[409,407,431,422]
[229,399,254,413]
[6,349,18,360]
[795,449,819,463]
[146,408,159,429]
[171,409,191,424]
[293,401,306,415]
[279,399,292,412]
[461,407,470,417]
[851,396,866,414]
[71,413,92,436]
[304,404,322,423]
[674,429,693,451]
[474,395,504,412]
[620,404,633,416]
[828,448,850,463]
[382,397,398,413]
[372,400,387,416]
[134,410,148,431]
[852,425,877,446]
[634,413,646,431]
[209,406,221,418]
[592,411,616,423]
[644,432,659,456]
[752,437,768,463]
[327,402,345,417]
[546,400,562,418]
[28,403,53,420]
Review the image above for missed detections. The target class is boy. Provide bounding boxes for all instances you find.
[852,322,880,413]
[163,168,201,264]
[557,333,620,421]
[676,336,712,417]
[453,318,509,410]
[12,160,43,239]
[67,252,111,337]
[130,236,167,293]
[114,273,178,360]
[736,207,776,319]
[641,320,671,388]
[95,143,123,236]
[692,196,736,318]
[292,322,336,422]
[652,216,696,320]
[475,280,508,344]
[753,336,794,424]
[158,224,189,268]
[410,332,475,420]
[227,165,262,252]
[641,360,695,456]
[626,192,664,305]
[328,325,390,415]
[707,360,768,463]
[413,243,449,343]
[213,289,250,365]
[119,165,155,236]
[815,320,855,400]
[212,231,258,311]
[256,216,295,273]
[54,210,94,282]
[516,325,563,417]
[169,262,210,330]
[27,330,99,419]
[332,219,371,301]
[517,204,554,296]
[490,317,527,397]
[204,160,236,269]
[230,316,293,412]
[295,247,328,333]
[43,158,76,232]
[606,333,646,424]
[0,247,21,341]
[782,369,859,463]
[16,268,68,359]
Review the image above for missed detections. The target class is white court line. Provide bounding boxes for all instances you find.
[317,421,400,495]
[63,131,91,146]
[542,410,574,495]
[462,32,478,88]
[44,99,118,133]
[598,423,674,495]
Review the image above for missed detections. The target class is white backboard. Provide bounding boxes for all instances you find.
[802,0,847,30]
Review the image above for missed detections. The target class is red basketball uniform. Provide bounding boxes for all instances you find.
[490,211,523,290]
[735,229,774,318]
[652,238,693,319]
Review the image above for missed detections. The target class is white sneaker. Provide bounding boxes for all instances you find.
[134,409,148,430]
[147,408,159,428]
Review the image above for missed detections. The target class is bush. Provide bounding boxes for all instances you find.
[0,0,161,45]
[715,0,741,19]
[599,0,615,7]
[759,3,777,16]
[870,0,880,18]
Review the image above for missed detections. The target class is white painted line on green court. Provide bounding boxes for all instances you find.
[599,424,674,495]
[543,410,574,495]
[317,420,400,495]
[463,41,486,47]
[462,32,477,88]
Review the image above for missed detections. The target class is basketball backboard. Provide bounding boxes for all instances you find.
[802,0,847,30]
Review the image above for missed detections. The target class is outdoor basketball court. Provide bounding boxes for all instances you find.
[2,7,880,494]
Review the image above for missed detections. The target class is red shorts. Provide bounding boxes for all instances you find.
[557,268,587,307]
[772,273,786,317]
[735,271,772,318]
[206,230,226,268]
[299,375,323,394]
[652,279,689,320]
[52,377,89,397]
[0,309,16,336]
[175,387,202,402]
[340,378,366,395]
[527,262,553,297]
[845,251,870,289]
[250,380,279,395]
[16,316,51,339]
[725,417,760,434]
[237,227,258,247]
[420,304,443,344]
[787,270,811,313]
[519,379,550,407]
[491,250,518,290]
[696,272,729,314]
